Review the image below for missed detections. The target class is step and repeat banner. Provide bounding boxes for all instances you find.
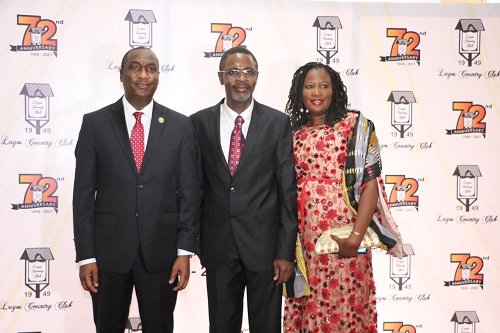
[0,0,499,332]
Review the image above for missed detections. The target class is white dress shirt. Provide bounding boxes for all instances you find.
[123,96,153,147]
[220,98,254,161]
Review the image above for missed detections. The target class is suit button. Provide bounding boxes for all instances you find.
[230,187,235,192]
[135,212,139,217]
[137,185,143,189]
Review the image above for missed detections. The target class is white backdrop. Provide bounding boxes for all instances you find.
[1,1,499,332]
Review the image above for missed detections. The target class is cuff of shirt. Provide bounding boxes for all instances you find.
[177,249,194,257]
[79,249,194,266]
[79,258,96,266]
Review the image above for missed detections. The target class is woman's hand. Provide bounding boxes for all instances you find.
[331,233,362,258]
[332,178,378,258]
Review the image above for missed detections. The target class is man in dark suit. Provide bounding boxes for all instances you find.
[190,47,298,333]
[73,47,201,333]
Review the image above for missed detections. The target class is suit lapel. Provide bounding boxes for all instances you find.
[108,99,138,175]
[236,101,264,174]
[142,102,167,172]
[209,102,231,175]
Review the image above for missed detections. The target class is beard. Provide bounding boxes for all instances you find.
[228,84,253,104]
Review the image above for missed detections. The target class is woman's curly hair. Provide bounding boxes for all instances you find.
[285,62,348,131]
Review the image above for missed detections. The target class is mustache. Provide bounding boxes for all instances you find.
[232,83,251,88]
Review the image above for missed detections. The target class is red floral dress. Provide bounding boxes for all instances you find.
[283,113,378,333]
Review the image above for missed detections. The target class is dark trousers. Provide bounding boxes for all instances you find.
[206,240,282,333]
[91,250,177,333]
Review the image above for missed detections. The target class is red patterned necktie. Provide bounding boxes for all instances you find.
[131,112,144,172]
[228,115,245,175]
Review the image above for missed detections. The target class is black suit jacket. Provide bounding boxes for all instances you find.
[73,98,201,273]
[190,99,297,271]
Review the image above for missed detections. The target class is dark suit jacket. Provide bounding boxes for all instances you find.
[190,99,297,272]
[73,98,201,274]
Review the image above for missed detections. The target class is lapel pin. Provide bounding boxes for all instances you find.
[158,117,165,124]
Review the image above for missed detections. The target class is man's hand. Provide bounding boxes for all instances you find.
[169,256,190,292]
[273,259,294,285]
[79,262,99,293]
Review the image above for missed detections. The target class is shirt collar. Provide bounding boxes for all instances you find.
[122,96,154,119]
[221,98,254,124]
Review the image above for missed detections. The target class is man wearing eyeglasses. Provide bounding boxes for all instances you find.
[190,47,297,333]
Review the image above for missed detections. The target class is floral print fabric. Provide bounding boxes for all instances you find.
[283,112,378,333]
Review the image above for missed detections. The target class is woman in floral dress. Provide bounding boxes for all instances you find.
[282,62,400,333]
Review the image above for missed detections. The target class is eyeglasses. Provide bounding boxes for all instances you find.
[219,69,258,78]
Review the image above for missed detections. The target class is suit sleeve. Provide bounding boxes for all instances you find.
[275,116,298,262]
[72,114,97,262]
[175,117,202,254]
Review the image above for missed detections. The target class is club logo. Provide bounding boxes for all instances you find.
[10,15,60,57]
[386,175,420,210]
[20,248,54,298]
[381,90,433,152]
[444,253,486,289]
[435,165,496,225]
[11,174,59,213]
[387,91,416,139]
[451,311,480,332]
[453,165,481,212]
[312,16,342,65]
[377,244,431,307]
[2,82,73,149]
[446,101,487,138]
[437,18,499,80]
[204,23,249,58]
[380,28,423,66]
[456,19,484,67]
[125,9,156,49]
[104,10,172,76]
[126,317,142,332]
[20,83,54,135]
[389,244,414,291]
